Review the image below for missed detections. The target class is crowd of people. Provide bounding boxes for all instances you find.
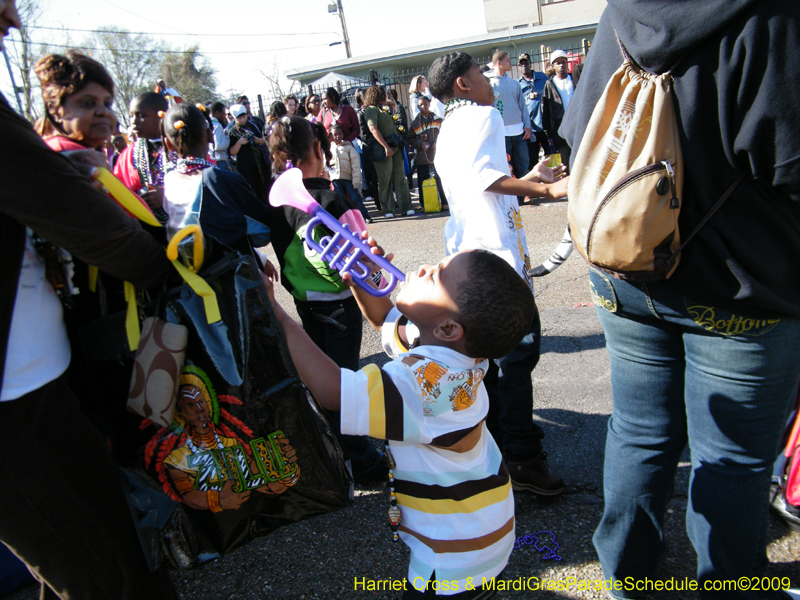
[2,0,799,598]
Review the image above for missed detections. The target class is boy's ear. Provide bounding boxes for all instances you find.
[433,317,464,345]
[454,76,470,94]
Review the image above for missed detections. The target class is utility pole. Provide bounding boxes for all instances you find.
[329,0,352,59]
[2,45,25,115]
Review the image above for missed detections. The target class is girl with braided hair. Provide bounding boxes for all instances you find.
[267,116,388,484]
[160,103,274,265]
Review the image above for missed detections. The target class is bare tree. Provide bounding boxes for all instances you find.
[257,57,286,105]
[86,27,166,128]
[158,45,218,106]
[4,0,48,121]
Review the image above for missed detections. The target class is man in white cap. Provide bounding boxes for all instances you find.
[541,49,574,169]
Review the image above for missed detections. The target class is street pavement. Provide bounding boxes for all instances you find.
[5,197,798,600]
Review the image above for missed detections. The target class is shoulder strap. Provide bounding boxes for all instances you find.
[614,29,634,64]
[669,172,747,262]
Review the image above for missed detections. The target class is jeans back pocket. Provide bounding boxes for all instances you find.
[590,268,618,314]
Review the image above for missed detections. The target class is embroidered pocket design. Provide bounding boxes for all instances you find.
[686,304,781,337]
[590,269,617,313]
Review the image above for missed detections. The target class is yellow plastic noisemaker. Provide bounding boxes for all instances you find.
[95,167,161,227]
[166,224,205,273]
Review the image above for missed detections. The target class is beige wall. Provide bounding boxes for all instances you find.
[541,0,605,25]
[484,0,539,31]
[484,0,605,31]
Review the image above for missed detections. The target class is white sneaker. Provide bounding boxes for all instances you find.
[385,213,394,218]
[406,210,415,216]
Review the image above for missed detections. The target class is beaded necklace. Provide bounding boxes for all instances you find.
[185,427,225,454]
[514,530,562,561]
[133,138,170,224]
[133,138,166,188]
[176,157,215,174]
[386,446,401,542]
[444,98,479,118]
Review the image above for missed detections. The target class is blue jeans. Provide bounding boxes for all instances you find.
[484,307,544,458]
[504,133,530,180]
[332,179,369,221]
[215,159,230,171]
[589,269,800,599]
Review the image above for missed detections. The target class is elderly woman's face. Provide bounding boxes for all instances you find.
[54,81,117,148]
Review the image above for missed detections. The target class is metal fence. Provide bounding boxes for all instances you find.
[252,43,588,120]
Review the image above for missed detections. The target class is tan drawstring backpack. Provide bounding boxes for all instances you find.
[568,36,745,281]
[567,34,685,280]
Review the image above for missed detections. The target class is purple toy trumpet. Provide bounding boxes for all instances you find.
[269,169,406,296]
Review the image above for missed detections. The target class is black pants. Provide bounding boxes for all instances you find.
[0,376,176,600]
[359,148,380,208]
[294,297,382,475]
[527,131,551,169]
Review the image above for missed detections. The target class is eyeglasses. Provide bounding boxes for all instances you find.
[242,101,250,106]
[310,99,321,104]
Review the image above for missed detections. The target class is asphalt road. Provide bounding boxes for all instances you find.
[5,197,798,600]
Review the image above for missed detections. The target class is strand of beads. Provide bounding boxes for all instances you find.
[176,157,215,174]
[514,531,562,561]
[443,98,479,119]
[387,447,401,542]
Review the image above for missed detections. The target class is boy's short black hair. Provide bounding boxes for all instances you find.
[132,91,168,113]
[210,101,226,115]
[428,52,475,103]
[455,250,535,359]
[492,50,508,64]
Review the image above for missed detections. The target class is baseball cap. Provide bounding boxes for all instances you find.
[229,104,248,118]
[551,49,569,62]
[518,53,531,63]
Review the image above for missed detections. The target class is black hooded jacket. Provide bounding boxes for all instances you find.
[562,0,800,318]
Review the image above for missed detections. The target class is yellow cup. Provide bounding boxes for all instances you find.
[546,152,562,169]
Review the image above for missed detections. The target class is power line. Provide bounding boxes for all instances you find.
[29,25,338,38]
[3,38,336,55]
[99,0,191,35]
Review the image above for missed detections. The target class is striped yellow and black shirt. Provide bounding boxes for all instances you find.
[340,308,514,594]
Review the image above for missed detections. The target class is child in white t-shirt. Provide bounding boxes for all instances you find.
[265,247,536,598]
[427,52,568,499]
[429,52,568,288]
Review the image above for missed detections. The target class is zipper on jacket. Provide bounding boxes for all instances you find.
[586,162,667,257]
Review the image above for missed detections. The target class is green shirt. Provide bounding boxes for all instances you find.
[364,106,397,140]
